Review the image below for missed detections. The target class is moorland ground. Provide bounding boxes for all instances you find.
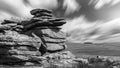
[66,42,120,57]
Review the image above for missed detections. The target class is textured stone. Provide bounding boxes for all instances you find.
[0,25,11,31]
[0,31,41,48]
[30,9,52,15]
[0,30,42,64]
[0,8,67,66]
[35,29,66,39]
[2,20,17,24]
[23,21,65,31]
[46,43,66,52]
[24,28,67,53]
[34,13,53,17]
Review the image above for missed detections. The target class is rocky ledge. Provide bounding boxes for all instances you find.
[1,51,120,68]
[0,9,120,68]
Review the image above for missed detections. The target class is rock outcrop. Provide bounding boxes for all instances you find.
[0,8,67,65]
[1,9,120,68]
[0,26,42,65]
[22,9,67,55]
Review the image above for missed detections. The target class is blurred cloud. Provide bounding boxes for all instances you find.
[94,18,120,40]
[63,0,81,15]
[0,0,81,19]
[0,0,59,20]
[61,16,102,42]
[64,17,120,43]
[0,0,120,43]
[0,0,32,20]
[25,0,58,9]
[89,0,120,9]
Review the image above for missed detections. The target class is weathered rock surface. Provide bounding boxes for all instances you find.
[0,30,42,64]
[23,9,67,54]
[1,8,120,68]
[1,51,120,68]
[0,8,67,65]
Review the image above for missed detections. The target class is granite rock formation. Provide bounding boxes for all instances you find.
[0,8,67,65]
[1,9,120,68]
[0,25,42,65]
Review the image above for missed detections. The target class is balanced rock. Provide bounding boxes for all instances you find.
[30,8,52,15]
[31,9,53,18]
[23,9,67,54]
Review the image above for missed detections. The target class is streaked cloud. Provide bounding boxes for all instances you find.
[61,16,102,42]
[65,17,120,43]
[26,0,58,9]
[0,0,120,43]
[63,0,81,15]
[89,0,120,9]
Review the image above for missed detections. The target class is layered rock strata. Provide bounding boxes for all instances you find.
[0,8,67,65]
[22,9,67,55]
[1,9,120,68]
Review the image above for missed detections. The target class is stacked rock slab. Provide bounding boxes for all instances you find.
[0,21,42,65]
[1,9,120,68]
[23,9,67,55]
[0,8,67,65]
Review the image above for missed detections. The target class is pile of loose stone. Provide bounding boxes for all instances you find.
[0,9,120,68]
